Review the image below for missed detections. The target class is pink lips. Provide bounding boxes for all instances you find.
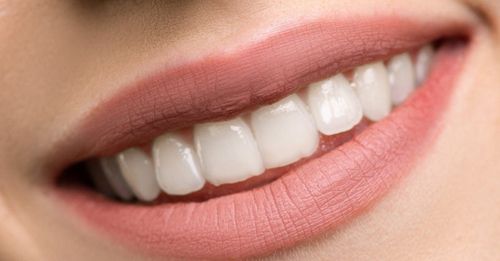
[53,17,471,260]
[66,18,468,158]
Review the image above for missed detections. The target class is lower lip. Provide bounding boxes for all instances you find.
[55,42,467,259]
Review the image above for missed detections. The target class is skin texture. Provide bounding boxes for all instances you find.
[0,0,498,260]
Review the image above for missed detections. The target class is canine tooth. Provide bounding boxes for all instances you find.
[415,45,435,85]
[388,53,416,105]
[117,148,160,202]
[87,158,134,200]
[194,117,264,186]
[353,62,391,121]
[251,94,319,168]
[307,74,363,135]
[153,133,205,195]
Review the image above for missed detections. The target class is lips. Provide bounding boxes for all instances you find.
[52,16,471,260]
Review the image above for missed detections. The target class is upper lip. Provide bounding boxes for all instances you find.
[52,16,471,166]
[52,14,474,260]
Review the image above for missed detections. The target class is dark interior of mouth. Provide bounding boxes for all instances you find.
[56,37,460,205]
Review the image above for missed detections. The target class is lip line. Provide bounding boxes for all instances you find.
[56,39,469,260]
[51,16,473,169]
[48,14,474,259]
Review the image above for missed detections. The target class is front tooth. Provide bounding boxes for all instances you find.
[194,117,264,186]
[117,148,160,202]
[153,133,205,195]
[415,45,435,85]
[307,74,363,135]
[250,94,319,168]
[388,53,416,105]
[353,62,392,121]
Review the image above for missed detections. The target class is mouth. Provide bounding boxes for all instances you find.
[50,15,473,260]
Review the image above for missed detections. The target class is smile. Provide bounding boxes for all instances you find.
[88,44,434,201]
[52,16,472,260]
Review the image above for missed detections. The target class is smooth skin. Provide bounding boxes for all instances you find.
[0,1,499,260]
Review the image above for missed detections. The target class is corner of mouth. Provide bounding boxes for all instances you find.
[51,16,473,260]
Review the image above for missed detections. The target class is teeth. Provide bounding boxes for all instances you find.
[251,94,319,168]
[307,74,363,135]
[89,161,115,197]
[194,117,264,186]
[353,62,392,121]
[117,148,160,202]
[88,158,135,200]
[94,45,434,199]
[388,53,416,105]
[153,133,205,195]
[415,45,435,85]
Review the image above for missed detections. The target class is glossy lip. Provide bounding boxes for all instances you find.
[52,17,472,260]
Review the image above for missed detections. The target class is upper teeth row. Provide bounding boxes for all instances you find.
[89,45,435,202]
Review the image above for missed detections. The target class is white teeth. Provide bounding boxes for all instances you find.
[194,117,264,186]
[388,53,416,105]
[117,148,160,202]
[250,94,319,168]
[88,158,135,200]
[153,133,205,195]
[96,46,434,199]
[415,45,435,85]
[307,74,363,135]
[353,62,392,121]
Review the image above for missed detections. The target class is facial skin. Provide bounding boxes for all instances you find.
[0,0,499,260]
